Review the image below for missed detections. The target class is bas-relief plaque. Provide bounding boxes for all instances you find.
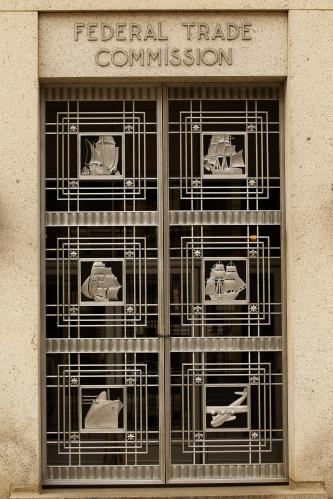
[39,12,287,78]
[79,134,123,179]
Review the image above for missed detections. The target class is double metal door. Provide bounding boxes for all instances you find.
[43,84,286,485]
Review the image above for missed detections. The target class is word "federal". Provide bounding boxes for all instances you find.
[74,22,252,42]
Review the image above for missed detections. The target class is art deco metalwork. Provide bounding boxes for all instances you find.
[202,134,246,177]
[206,387,248,427]
[84,391,123,430]
[81,134,121,177]
[204,260,247,302]
[81,261,122,303]
[46,95,157,208]
[54,234,152,328]
[43,85,285,485]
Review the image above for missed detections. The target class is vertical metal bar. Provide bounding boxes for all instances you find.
[40,89,47,484]
[280,83,288,478]
[157,85,166,482]
[162,84,171,483]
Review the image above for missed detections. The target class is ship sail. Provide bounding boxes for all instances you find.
[203,134,245,175]
[207,137,220,156]
[234,275,247,291]
[224,278,236,292]
[224,144,235,156]
[230,150,245,168]
[205,261,246,302]
[82,135,120,176]
[88,141,102,166]
[95,135,119,174]
[205,278,216,295]
[215,142,226,156]
[226,262,246,291]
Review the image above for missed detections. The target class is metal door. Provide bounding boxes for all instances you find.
[42,85,286,485]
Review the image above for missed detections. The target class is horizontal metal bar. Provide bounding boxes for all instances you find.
[46,338,160,353]
[46,211,158,226]
[46,210,281,227]
[168,86,280,100]
[46,463,285,485]
[169,211,281,225]
[169,463,286,481]
[171,336,282,352]
[46,337,282,354]
[42,85,279,102]
[42,85,160,101]
[46,465,161,483]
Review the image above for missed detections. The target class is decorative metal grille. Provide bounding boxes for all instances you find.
[168,225,281,332]
[168,89,280,210]
[45,95,158,212]
[171,355,282,464]
[46,226,158,332]
[49,357,159,459]
[42,85,286,485]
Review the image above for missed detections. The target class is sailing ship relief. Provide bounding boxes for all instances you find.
[80,260,124,306]
[79,134,123,178]
[202,133,246,178]
[204,259,248,304]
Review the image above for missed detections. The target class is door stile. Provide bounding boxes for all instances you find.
[279,86,288,476]
[40,90,47,484]
[157,85,166,482]
[161,84,172,483]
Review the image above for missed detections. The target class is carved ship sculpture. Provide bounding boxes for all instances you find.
[84,390,123,430]
[81,261,121,302]
[82,135,120,176]
[203,134,245,175]
[205,261,246,302]
[206,388,248,427]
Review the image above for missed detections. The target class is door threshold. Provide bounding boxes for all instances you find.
[10,482,327,499]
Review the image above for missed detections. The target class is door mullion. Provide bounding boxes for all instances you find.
[162,84,172,483]
[157,85,167,482]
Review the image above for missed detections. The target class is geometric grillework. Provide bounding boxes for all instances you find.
[169,97,280,211]
[45,352,160,471]
[179,234,273,327]
[56,236,147,326]
[55,113,146,201]
[57,364,149,455]
[45,98,158,212]
[43,86,285,485]
[170,356,283,467]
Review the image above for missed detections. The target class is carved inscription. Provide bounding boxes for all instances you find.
[73,21,253,67]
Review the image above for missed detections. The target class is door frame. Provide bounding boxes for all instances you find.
[41,82,287,485]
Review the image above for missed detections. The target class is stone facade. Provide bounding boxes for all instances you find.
[0,2,332,498]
